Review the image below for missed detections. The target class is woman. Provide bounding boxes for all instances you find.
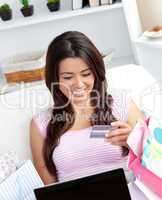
[30,31,144,185]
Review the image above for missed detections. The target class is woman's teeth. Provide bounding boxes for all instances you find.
[73,90,85,96]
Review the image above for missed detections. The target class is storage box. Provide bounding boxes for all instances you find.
[1,51,46,83]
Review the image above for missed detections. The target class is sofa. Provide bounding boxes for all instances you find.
[0,64,161,161]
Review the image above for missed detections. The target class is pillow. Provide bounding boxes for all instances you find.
[0,150,19,183]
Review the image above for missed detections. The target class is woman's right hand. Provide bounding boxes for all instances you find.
[105,121,132,147]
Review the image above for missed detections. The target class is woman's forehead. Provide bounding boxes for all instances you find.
[59,58,90,73]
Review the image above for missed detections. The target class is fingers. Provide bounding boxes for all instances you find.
[105,120,132,147]
[106,134,128,145]
[106,127,132,138]
[111,121,131,129]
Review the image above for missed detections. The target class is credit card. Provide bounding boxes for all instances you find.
[90,125,117,138]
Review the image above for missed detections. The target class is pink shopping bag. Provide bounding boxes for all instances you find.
[127,118,162,198]
[128,149,162,198]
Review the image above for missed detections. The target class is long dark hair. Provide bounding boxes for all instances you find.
[44,31,128,178]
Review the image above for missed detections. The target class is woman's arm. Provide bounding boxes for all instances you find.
[127,100,145,127]
[30,119,57,185]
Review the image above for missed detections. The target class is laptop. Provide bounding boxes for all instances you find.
[34,168,131,200]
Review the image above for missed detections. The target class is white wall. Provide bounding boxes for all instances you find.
[137,0,162,31]
[122,0,162,82]
[0,0,133,63]
[123,0,162,35]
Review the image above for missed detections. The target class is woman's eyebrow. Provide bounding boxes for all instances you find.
[60,68,90,75]
[80,68,91,73]
[60,72,73,75]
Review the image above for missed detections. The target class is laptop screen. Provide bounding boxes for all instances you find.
[34,168,131,200]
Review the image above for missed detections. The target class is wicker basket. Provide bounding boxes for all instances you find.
[5,68,45,83]
[1,51,46,83]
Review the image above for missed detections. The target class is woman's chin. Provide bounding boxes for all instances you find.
[71,95,89,105]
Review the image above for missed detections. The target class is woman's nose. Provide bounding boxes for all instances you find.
[73,76,84,88]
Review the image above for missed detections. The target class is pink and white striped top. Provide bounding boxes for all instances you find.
[34,91,132,182]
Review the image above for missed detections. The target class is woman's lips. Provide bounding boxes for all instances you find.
[72,89,86,97]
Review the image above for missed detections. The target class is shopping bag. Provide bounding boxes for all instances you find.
[127,118,162,198]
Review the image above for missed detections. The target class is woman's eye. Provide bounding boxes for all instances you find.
[82,73,91,77]
[63,76,72,80]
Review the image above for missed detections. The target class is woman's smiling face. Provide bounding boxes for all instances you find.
[59,57,95,106]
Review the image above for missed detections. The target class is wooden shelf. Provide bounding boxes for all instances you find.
[0,3,122,31]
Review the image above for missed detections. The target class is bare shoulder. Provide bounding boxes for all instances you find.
[127,100,145,127]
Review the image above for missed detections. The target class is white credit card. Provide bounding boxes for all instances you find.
[90,125,117,138]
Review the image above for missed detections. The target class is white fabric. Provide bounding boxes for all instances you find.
[107,64,162,120]
[0,82,53,160]
[0,150,19,183]
[0,64,161,160]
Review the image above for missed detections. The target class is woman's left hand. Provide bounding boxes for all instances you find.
[105,121,132,147]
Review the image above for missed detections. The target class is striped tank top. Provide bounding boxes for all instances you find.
[33,90,132,182]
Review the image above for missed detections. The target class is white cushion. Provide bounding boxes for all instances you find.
[107,64,162,120]
[0,82,52,160]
